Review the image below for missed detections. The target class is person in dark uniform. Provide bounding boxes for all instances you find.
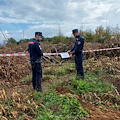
[28,32,43,91]
[68,29,84,79]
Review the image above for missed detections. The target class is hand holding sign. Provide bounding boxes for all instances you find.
[67,50,71,53]
[69,54,73,58]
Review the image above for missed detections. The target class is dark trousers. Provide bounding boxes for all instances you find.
[75,52,84,79]
[31,61,42,90]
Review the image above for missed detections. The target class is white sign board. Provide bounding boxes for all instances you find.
[60,52,70,59]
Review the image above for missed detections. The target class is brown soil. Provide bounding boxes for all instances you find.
[102,76,120,94]
[56,86,120,120]
[114,78,120,94]
[56,86,72,94]
[0,74,120,120]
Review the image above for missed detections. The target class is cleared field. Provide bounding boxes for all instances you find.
[0,42,120,119]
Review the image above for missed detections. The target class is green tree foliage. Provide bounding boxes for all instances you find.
[94,26,109,43]
[7,38,17,44]
[6,38,17,47]
[43,37,53,42]
[84,26,111,43]
[84,30,94,42]
[17,38,31,45]
[51,36,70,44]
[5,25,120,46]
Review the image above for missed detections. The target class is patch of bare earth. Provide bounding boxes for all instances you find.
[56,86,120,120]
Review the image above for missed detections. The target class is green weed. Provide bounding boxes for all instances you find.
[55,67,74,76]
[55,69,66,76]
[22,74,31,83]
[33,90,89,120]
[70,71,114,95]
[43,67,56,75]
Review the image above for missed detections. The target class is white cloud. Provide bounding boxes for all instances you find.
[0,0,120,41]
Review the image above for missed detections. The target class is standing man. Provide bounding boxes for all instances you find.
[68,29,84,79]
[28,32,43,92]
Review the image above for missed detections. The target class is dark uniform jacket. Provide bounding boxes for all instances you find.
[71,35,84,55]
[28,38,43,62]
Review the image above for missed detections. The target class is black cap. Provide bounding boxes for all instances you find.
[35,32,42,36]
[72,29,78,34]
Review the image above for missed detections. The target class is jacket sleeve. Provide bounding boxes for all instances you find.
[70,45,75,52]
[34,42,43,57]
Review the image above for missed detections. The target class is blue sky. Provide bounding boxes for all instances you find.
[0,0,120,43]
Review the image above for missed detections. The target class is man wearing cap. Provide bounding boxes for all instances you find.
[68,29,84,79]
[28,32,43,92]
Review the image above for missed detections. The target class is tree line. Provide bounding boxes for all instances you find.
[6,25,120,46]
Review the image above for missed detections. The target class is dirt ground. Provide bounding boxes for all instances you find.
[109,77,120,94]
[102,76,120,94]
[56,86,120,120]
[0,71,120,120]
